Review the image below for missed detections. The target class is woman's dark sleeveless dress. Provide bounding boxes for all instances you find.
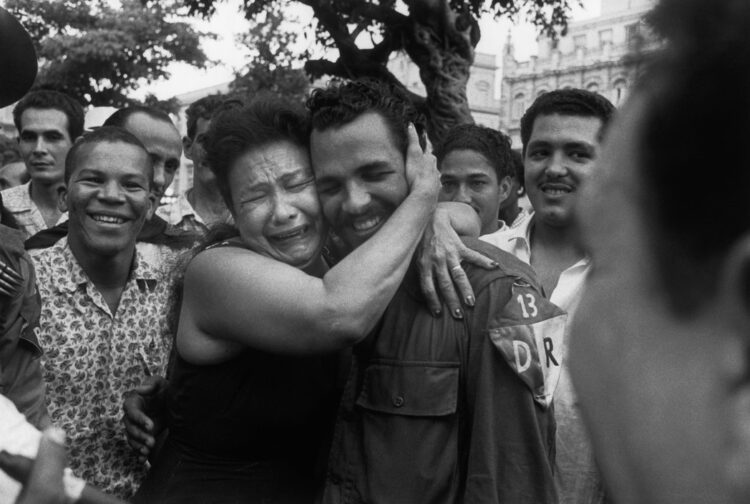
[134,294,339,504]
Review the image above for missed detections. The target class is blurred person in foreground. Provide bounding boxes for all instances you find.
[570,0,750,503]
[0,0,47,438]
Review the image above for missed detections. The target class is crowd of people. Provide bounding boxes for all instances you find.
[1,0,750,502]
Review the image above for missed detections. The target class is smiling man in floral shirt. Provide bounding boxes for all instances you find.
[28,126,173,499]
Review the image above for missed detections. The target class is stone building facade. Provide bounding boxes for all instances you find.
[388,51,501,128]
[500,0,656,147]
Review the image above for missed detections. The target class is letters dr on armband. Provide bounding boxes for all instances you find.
[489,281,566,408]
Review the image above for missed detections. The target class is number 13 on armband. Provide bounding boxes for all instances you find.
[517,293,538,319]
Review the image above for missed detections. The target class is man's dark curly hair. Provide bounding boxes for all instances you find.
[519,89,615,154]
[184,95,244,141]
[434,124,513,181]
[13,89,84,140]
[635,0,750,314]
[203,99,310,210]
[307,79,426,155]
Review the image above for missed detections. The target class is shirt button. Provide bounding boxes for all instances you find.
[329,474,341,485]
[392,395,405,407]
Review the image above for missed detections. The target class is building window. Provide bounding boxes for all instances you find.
[537,89,548,97]
[613,79,628,105]
[586,82,599,93]
[626,23,640,48]
[574,34,587,51]
[513,93,526,120]
[599,29,613,49]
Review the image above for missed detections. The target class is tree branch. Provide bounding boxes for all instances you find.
[304,56,426,107]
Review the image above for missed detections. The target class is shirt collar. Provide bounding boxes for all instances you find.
[1,182,34,211]
[503,211,534,253]
[54,237,161,293]
[514,213,592,269]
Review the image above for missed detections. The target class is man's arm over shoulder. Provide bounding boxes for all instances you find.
[462,269,564,503]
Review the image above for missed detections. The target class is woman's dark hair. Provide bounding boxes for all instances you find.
[204,99,310,210]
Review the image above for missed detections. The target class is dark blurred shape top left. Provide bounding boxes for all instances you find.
[0,6,37,108]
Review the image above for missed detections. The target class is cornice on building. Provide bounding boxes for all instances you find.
[567,8,650,33]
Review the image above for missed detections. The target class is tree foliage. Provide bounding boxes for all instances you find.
[6,0,210,107]
[229,3,310,105]
[185,0,578,142]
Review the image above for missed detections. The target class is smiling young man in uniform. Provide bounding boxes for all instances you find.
[309,79,563,504]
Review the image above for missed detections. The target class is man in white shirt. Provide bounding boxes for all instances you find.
[481,88,615,504]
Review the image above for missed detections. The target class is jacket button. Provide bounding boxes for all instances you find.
[392,395,405,407]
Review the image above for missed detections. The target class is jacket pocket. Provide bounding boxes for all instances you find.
[356,361,459,416]
[353,361,461,503]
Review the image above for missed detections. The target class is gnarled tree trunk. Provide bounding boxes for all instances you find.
[404,0,479,143]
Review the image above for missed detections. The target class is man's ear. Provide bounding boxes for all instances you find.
[57,185,68,213]
[717,234,750,500]
[182,136,193,161]
[497,175,512,206]
[145,190,157,221]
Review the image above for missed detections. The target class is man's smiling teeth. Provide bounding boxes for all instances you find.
[352,216,381,232]
[541,184,573,195]
[91,214,125,224]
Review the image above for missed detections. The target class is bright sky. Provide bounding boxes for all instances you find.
[139,0,601,100]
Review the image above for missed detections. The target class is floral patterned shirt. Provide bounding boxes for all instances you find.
[29,238,173,498]
[0,182,67,239]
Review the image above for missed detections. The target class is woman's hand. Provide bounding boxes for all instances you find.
[417,204,499,319]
